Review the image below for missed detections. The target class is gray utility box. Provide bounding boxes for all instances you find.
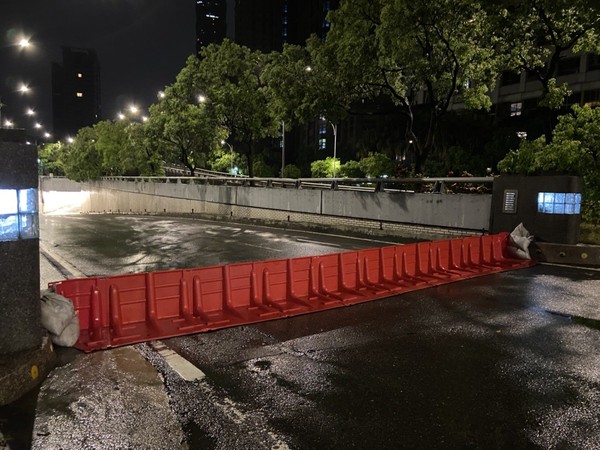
[491,175,582,245]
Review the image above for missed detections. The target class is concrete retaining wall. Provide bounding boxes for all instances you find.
[40,177,492,239]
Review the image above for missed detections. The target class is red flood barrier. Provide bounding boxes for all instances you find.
[49,232,536,352]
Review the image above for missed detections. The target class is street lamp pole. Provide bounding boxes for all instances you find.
[221,140,234,175]
[281,120,285,177]
[330,121,338,178]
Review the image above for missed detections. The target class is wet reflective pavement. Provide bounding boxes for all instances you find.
[7,214,600,449]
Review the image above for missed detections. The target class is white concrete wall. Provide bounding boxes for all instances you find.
[40,178,492,235]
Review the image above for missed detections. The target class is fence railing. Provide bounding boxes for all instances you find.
[100,176,495,194]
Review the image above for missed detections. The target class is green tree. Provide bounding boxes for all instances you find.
[195,41,280,178]
[492,0,600,110]
[146,56,226,176]
[60,127,103,181]
[38,142,66,176]
[127,122,163,176]
[498,105,600,222]
[359,153,395,178]
[339,160,365,178]
[311,157,340,178]
[282,164,302,179]
[322,0,500,172]
[262,44,315,126]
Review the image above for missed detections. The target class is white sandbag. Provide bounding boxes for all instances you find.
[41,290,75,335]
[40,290,80,346]
[508,222,533,259]
[50,313,80,347]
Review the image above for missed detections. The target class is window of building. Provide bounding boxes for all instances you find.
[500,70,521,87]
[319,124,327,135]
[510,102,522,116]
[525,69,540,83]
[587,53,600,71]
[556,56,580,76]
[319,138,327,150]
[76,92,83,97]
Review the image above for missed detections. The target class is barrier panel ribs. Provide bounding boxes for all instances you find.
[49,232,536,352]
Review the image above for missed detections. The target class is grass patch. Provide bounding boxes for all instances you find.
[580,222,600,245]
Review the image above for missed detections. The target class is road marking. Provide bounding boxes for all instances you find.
[151,341,205,381]
[149,341,290,448]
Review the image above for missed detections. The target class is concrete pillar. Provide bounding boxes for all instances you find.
[0,135,43,353]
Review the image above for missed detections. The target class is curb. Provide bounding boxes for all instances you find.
[531,242,600,267]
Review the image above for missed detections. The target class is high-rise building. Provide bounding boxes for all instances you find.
[234,0,338,52]
[196,0,228,53]
[51,47,101,139]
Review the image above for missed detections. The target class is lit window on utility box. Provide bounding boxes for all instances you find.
[537,192,581,215]
[0,189,39,241]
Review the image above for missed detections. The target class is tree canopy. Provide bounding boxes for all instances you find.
[319,0,500,172]
[195,40,280,177]
[499,105,600,222]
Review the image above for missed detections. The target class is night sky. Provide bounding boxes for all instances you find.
[0,0,196,136]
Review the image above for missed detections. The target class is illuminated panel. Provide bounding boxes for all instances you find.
[0,189,39,241]
[537,192,581,215]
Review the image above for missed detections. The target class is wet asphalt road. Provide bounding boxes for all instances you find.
[10,214,600,449]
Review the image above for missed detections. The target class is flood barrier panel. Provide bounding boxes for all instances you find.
[49,232,536,352]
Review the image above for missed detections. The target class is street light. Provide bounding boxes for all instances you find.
[221,140,233,175]
[281,120,285,177]
[18,83,30,94]
[330,122,338,178]
[18,38,31,49]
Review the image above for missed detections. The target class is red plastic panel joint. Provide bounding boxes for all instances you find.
[49,232,536,352]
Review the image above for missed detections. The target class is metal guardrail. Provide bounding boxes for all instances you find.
[162,164,248,179]
[101,175,494,194]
